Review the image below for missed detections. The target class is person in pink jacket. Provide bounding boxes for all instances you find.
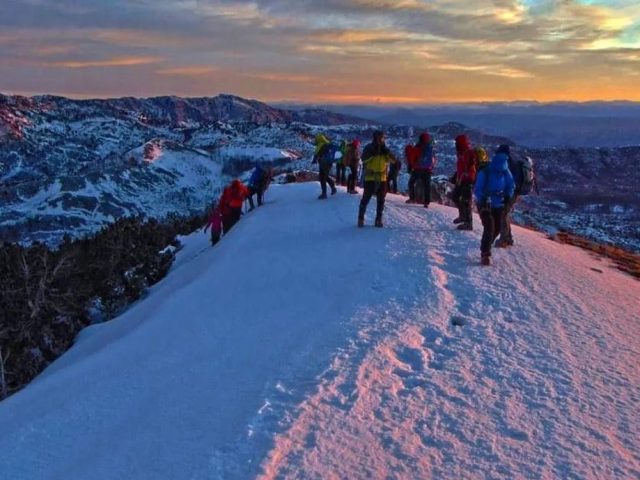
[203,203,222,246]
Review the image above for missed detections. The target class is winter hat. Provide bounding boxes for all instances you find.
[351,139,361,148]
[419,132,431,143]
[373,130,385,140]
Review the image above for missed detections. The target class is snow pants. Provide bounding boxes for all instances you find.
[319,163,336,196]
[247,185,264,209]
[409,171,432,205]
[480,206,504,257]
[347,166,358,193]
[359,181,387,221]
[499,195,518,245]
[335,163,347,186]
[210,229,221,246]
[387,170,399,194]
[452,182,474,225]
[222,207,242,234]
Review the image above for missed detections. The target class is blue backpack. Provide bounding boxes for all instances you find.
[417,142,435,171]
[249,166,264,187]
[321,142,342,164]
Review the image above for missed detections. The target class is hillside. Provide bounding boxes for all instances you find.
[0,183,638,480]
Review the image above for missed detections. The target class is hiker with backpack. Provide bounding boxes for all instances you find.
[343,139,361,194]
[450,134,477,231]
[247,164,272,210]
[407,133,436,207]
[219,179,250,233]
[405,144,418,203]
[203,201,222,246]
[335,140,348,186]
[312,133,338,199]
[474,149,515,266]
[358,130,398,228]
[494,144,537,247]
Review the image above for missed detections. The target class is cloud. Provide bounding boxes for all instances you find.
[156,66,219,77]
[46,56,164,68]
[1,0,639,101]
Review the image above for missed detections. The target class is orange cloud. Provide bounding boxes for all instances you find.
[47,56,164,68]
[156,66,218,76]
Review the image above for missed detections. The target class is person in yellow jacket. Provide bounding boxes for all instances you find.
[312,133,337,199]
[358,130,397,227]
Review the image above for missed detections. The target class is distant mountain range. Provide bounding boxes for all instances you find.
[281,102,640,148]
[1,93,638,252]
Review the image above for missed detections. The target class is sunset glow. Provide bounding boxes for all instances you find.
[1,0,639,103]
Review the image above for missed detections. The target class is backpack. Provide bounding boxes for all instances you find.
[417,142,435,171]
[249,167,264,187]
[508,154,535,195]
[474,146,488,168]
[320,142,342,164]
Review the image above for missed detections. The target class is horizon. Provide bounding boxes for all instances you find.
[4,90,640,109]
[1,1,639,103]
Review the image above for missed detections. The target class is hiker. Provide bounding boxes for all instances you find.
[358,130,397,228]
[408,133,436,207]
[335,140,347,186]
[451,134,476,231]
[343,139,361,194]
[219,179,249,233]
[495,144,537,247]
[387,152,401,194]
[404,144,417,203]
[474,149,515,266]
[203,202,222,246]
[312,133,337,199]
[247,164,272,210]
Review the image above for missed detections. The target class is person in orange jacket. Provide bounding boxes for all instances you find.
[219,179,249,233]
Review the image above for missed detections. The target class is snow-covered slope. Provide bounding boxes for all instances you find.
[0,183,638,479]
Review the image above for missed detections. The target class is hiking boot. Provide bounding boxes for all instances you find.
[424,203,430,209]
[318,193,327,200]
[349,189,359,195]
[457,223,473,231]
[495,240,509,248]
[374,217,383,228]
[331,187,337,195]
[405,198,415,204]
[357,217,365,228]
[481,255,491,266]
[452,217,463,224]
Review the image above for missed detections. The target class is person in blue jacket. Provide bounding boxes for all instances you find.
[474,149,515,266]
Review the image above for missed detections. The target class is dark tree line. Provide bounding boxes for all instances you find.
[0,213,205,399]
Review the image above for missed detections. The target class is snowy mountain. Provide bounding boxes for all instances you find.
[2,93,639,252]
[0,183,638,479]
[0,93,368,244]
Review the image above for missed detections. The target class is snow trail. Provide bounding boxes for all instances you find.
[0,183,638,480]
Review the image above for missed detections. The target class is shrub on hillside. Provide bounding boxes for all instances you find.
[0,213,204,399]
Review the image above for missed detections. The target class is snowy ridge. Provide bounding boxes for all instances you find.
[0,183,638,480]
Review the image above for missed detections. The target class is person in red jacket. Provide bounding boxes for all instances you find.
[451,134,476,230]
[219,179,249,233]
[404,144,418,203]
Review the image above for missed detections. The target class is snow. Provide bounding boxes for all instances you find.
[0,183,639,480]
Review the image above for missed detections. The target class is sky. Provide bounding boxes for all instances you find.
[0,0,639,104]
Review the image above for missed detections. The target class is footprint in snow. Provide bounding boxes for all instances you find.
[395,346,425,372]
